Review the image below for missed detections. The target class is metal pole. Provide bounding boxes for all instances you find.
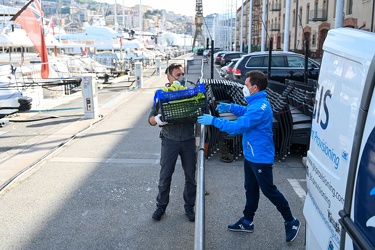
[234,0,237,51]
[229,0,233,51]
[194,125,206,250]
[335,0,344,28]
[268,38,273,80]
[304,38,309,84]
[139,0,142,40]
[283,0,291,52]
[248,0,253,53]
[240,0,244,52]
[122,0,125,27]
[211,40,214,79]
[371,0,375,32]
[114,0,118,32]
[294,0,299,50]
[261,0,267,52]
[228,0,231,51]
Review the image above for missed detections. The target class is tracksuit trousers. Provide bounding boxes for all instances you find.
[243,159,294,222]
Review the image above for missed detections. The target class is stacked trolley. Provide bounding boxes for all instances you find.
[203,79,246,161]
[154,83,207,124]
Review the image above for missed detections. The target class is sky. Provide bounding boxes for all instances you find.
[102,0,242,17]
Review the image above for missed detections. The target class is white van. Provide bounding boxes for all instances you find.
[304,28,375,249]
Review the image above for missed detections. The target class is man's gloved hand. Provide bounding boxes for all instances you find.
[197,114,215,125]
[216,103,231,113]
[155,114,168,126]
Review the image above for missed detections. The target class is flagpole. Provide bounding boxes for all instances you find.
[13,0,50,78]
[9,0,34,21]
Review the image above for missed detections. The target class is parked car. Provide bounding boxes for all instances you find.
[224,58,240,81]
[203,49,210,57]
[220,52,246,66]
[203,48,222,58]
[232,51,320,83]
[220,65,228,77]
[196,48,205,55]
[214,51,227,65]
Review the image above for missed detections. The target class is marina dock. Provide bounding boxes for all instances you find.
[0,54,307,250]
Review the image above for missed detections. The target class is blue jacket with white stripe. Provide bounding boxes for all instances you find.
[212,90,275,164]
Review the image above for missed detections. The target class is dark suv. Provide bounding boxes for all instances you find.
[214,51,227,65]
[220,52,246,66]
[232,51,320,83]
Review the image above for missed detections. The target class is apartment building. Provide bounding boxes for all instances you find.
[236,0,374,57]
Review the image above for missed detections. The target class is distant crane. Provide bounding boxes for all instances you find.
[192,0,205,50]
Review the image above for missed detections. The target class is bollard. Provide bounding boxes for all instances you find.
[156,58,161,76]
[81,74,99,119]
[134,62,143,88]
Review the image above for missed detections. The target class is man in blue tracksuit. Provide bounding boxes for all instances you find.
[197,70,301,242]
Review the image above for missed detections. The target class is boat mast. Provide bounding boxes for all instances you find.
[139,0,142,40]
[114,0,118,32]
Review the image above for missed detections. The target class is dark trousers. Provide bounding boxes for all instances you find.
[243,159,294,222]
[156,138,197,210]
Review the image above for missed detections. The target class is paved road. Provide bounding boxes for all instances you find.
[0,54,307,249]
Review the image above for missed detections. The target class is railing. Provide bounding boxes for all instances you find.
[309,9,328,21]
[270,23,281,31]
[193,59,207,250]
[194,124,206,250]
[270,3,281,11]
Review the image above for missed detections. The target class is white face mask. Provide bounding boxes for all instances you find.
[243,86,251,97]
[176,76,186,86]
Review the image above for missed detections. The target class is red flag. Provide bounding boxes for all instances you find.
[13,0,49,78]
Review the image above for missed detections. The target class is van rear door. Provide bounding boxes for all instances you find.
[339,74,375,249]
[303,28,375,250]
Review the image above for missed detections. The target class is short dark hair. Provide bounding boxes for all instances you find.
[246,70,268,91]
[165,63,183,74]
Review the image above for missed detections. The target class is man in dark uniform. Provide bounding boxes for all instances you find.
[148,63,196,222]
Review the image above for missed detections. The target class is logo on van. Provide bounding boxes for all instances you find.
[313,84,332,130]
[354,127,375,249]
